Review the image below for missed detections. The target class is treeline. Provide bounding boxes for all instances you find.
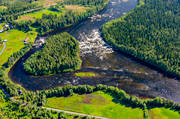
[40,85,180,112]
[23,33,82,75]
[5,43,33,68]
[0,93,93,119]
[33,10,96,34]
[0,44,179,118]
[42,85,145,109]
[65,0,108,7]
[0,0,40,22]
[101,0,180,77]
[13,0,109,34]
[0,43,33,97]
[32,0,108,34]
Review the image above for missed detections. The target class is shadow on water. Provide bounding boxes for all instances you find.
[8,0,180,103]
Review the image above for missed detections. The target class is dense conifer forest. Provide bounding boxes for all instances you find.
[23,33,82,75]
[27,0,108,34]
[0,0,180,118]
[0,0,40,22]
[3,0,109,34]
[102,0,180,77]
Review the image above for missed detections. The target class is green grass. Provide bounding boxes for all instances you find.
[74,72,96,77]
[0,23,5,30]
[0,29,37,66]
[16,5,90,23]
[32,0,63,6]
[0,6,7,11]
[0,89,7,108]
[46,91,144,119]
[0,44,3,52]
[17,8,61,22]
[149,108,180,119]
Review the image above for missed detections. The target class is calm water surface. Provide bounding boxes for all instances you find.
[9,0,180,103]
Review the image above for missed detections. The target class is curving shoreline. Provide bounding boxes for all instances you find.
[101,0,180,78]
[5,0,180,104]
[0,0,180,118]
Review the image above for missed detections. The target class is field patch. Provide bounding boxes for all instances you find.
[149,108,180,119]
[65,5,90,13]
[0,45,3,52]
[45,91,144,119]
[17,9,61,22]
[0,6,7,10]
[16,16,35,22]
[74,72,97,77]
[17,5,89,22]
[33,0,63,6]
[0,30,37,66]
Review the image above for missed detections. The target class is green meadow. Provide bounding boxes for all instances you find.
[16,5,89,23]
[17,8,61,22]
[0,30,37,66]
[46,91,144,119]
[0,23,5,30]
[149,108,180,119]
[0,45,3,52]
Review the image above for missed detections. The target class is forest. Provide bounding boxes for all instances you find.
[1,83,179,118]
[0,0,41,22]
[0,88,93,119]
[101,0,180,77]
[14,0,109,34]
[0,0,180,118]
[23,33,82,75]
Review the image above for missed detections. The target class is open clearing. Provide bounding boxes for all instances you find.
[16,9,61,22]
[0,45,3,53]
[149,108,180,119]
[65,5,90,13]
[16,5,90,22]
[33,0,63,6]
[46,91,144,119]
[0,30,37,66]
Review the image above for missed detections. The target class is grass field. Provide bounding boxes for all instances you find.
[0,23,5,30]
[17,8,61,22]
[0,89,7,109]
[149,108,180,119]
[65,5,90,14]
[0,6,7,11]
[16,5,89,23]
[0,30,37,66]
[74,72,97,77]
[32,0,63,6]
[46,91,144,119]
[0,44,3,52]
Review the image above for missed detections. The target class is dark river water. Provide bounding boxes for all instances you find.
[9,0,180,103]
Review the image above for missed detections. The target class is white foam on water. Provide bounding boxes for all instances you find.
[122,0,129,2]
[79,29,113,59]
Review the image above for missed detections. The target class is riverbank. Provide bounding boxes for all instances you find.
[101,0,180,78]
[43,85,180,119]
[0,0,110,95]
[23,33,82,76]
[8,0,180,103]
[0,30,37,67]
[0,0,180,118]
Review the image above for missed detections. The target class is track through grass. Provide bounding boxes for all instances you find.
[0,30,37,66]
[46,91,144,119]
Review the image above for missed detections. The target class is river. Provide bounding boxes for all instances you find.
[9,0,180,103]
